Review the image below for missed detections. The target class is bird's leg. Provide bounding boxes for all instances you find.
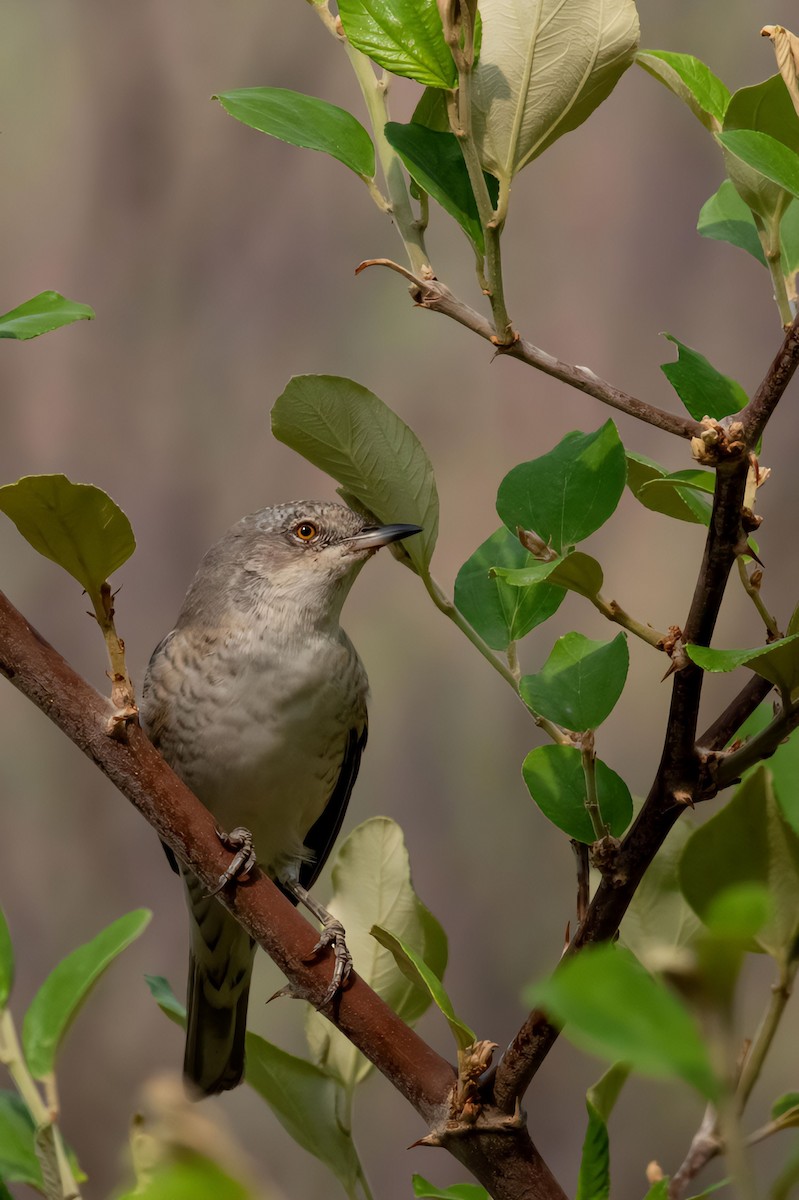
[281,879,353,1003]
[207,825,257,896]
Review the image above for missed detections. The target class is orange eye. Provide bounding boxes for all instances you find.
[294,522,318,542]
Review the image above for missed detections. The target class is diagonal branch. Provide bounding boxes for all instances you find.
[740,311,799,445]
[357,262,703,440]
[0,590,567,1200]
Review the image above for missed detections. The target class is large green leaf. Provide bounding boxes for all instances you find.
[660,335,747,421]
[0,292,94,340]
[22,909,151,1079]
[626,452,712,526]
[244,1033,362,1192]
[576,1063,631,1200]
[0,908,12,1011]
[471,0,639,191]
[719,75,799,224]
[490,550,604,599]
[686,633,799,696]
[520,632,629,731]
[213,88,375,179]
[454,526,565,651]
[718,130,799,201]
[680,768,799,968]
[384,122,499,253]
[636,51,729,131]
[0,475,136,598]
[271,376,438,575]
[371,926,474,1051]
[338,0,456,88]
[521,744,633,843]
[697,180,768,265]
[496,422,626,555]
[526,944,719,1099]
[305,818,446,1090]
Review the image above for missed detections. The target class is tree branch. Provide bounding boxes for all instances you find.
[740,311,799,445]
[0,590,567,1200]
[356,263,703,440]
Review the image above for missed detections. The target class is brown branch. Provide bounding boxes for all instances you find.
[0,590,567,1200]
[356,263,703,440]
[740,311,799,445]
[697,674,774,752]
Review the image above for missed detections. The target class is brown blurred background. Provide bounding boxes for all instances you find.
[2,2,799,1196]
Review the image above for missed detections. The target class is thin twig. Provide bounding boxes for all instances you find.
[740,311,799,444]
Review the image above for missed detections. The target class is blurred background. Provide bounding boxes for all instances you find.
[2,1,798,1196]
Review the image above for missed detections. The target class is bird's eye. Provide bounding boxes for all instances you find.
[294,522,318,542]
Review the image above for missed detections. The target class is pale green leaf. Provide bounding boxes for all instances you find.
[0,292,94,340]
[0,908,12,1011]
[697,180,767,265]
[636,51,729,131]
[338,0,456,88]
[686,633,799,695]
[371,925,474,1051]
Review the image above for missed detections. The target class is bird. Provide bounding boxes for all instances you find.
[140,500,421,1096]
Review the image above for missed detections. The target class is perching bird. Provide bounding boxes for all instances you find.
[141,501,421,1095]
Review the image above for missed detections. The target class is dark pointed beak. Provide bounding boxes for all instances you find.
[344,523,423,550]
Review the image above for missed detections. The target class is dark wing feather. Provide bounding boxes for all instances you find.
[292,721,368,896]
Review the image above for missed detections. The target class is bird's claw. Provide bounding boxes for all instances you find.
[306,918,353,1004]
[207,825,257,896]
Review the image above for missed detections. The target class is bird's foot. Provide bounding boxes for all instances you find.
[207,825,257,896]
[308,918,353,1004]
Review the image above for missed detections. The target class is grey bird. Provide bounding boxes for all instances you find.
[141,501,421,1095]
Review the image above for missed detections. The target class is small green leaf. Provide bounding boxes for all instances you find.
[521,744,633,843]
[636,51,729,131]
[526,944,719,1099]
[491,551,604,600]
[720,75,799,224]
[718,130,799,201]
[117,1158,251,1200]
[338,0,456,89]
[0,908,13,1010]
[144,974,186,1026]
[686,633,799,695]
[213,88,375,179]
[0,475,136,598]
[0,292,94,340]
[621,817,701,964]
[0,1092,42,1188]
[697,180,767,265]
[576,1063,631,1200]
[413,1177,489,1200]
[305,818,446,1090]
[454,526,565,651]
[371,925,475,1051]
[244,1033,362,1192]
[521,632,629,731]
[643,1183,670,1200]
[412,87,450,132]
[496,423,626,555]
[772,1093,799,1121]
[384,122,498,253]
[640,469,715,498]
[626,452,711,525]
[22,909,151,1079]
[679,769,799,967]
[271,376,438,576]
[660,335,747,421]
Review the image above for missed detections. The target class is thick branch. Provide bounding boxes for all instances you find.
[358,264,702,440]
[0,591,566,1200]
[740,311,799,445]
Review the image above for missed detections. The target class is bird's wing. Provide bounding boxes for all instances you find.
[296,720,368,894]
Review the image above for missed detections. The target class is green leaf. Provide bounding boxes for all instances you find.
[338,0,456,88]
[720,74,799,225]
[576,1063,631,1200]
[413,1177,489,1200]
[0,1092,42,1188]
[521,744,633,843]
[772,1093,799,1121]
[471,0,639,188]
[412,87,450,132]
[271,376,438,576]
[526,944,719,1099]
[244,1033,362,1192]
[0,292,94,341]
[496,422,626,555]
[520,632,629,731]
[371,926,474,1051]
[454,526,565,651]
[780,199,799,276]
[490,551,604,600]
[660,335,747,421]
[685,633,799,695]
[305,818,446,1090]
[717,129,799,201]
[621,817,701,965]
[144,974,186,1026]
[625,452,711,526]
[636,51,729,131]
[697,180,767,265]
[0,475,136,599]
[640,469,715,498]
[679,769,799,967]
[384,122,498,253]
[643,1183,670,1200]
[213,88,375,179]
[22,909,151,1079]
[118,1159,252,1200]
[0,908,12,1011]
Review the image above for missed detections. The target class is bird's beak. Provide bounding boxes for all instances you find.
[343,523,423,551]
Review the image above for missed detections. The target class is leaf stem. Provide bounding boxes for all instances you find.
[754,212,795,328]
[579,734,608,840]
[590,591,666,650]
[736,960,796,1109]
[90,583,137,727]
[736,558,782,641]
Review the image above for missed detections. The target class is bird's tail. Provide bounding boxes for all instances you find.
[183,871,256,1096]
